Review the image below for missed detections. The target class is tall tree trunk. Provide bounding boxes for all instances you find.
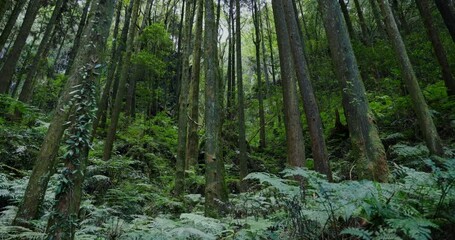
[102,0,141,161]
[45,0,115,238]
[204,0,226,218]
[0,0,42,93]
[226,0,235,118]
[0,0,10,22]
[416,0,455,96]
[434,0,455,42]
[0,0,27,53]
[13,0,114,227]
[271,0,305,168]
[353,0,369,44]
[259,4,270,96]
[235,0,248,190]
[318,0,389,182]
[264,1,277,85]
[175,0,195,197]
[369,0,386,36]
[282,0,332,180]
[251,0,266,149]
[65,0,92,75]
[19,0,67,103]
[186,0,203,168]
[338,0,355,38]
[377,0,444,156]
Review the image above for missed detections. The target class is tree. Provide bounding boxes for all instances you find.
[377,0,444,156]
[45,0,116,237]
[434,0,455,42]
[18,0,67,103]
[0,0,42,93]
[235,0,248,190]
[338,0,355,38]
[318,0,389,182]
[0,0,27,52]
[205,0,226,217]
[353,0,369,44]
[102,0,141,161]
[282,0,332,180]
[416,0,455,96]
[14,0,115,227]
[271,0,305,168]
[186,0,204,168]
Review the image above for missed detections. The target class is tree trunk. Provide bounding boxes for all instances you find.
[264,1,277,85]
[272,0,306,168]
[416,0,455,96]
[353,0,369,44]
[18,0,66,103]
[13,0,114,227]
[0,0,42,93]
[45,1,115,237]
[0,0,10,22]
[102,0,141,161]
[186,0,203,168]
[251,0,266,149]
[282,0,332,180]
[434,0,455,42]
[338,0,355,38]
[204,0,226,218]
[175,0,195,197]
[368,0,386,36]
[235,0,248,191]
[0,0,27,53]
[318,0,389,182]
[377,0,444,156]
[65,0,92,75]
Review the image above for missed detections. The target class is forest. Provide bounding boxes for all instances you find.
[0,0,454,239]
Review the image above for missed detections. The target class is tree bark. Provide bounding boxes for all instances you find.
[186,0,203,168]
[0,0,27,53]
[353,0,369,44]
[377,0,444,156]
[102,0,141,161]
[434,0,455,42]
[282,0,332,180]
[18,0,67,103]
[338,0,355,38]
[318,0,389,182]
[0,0,42,93]
[416,0,455,96]
[272,0,306,168]
[45,0,115,238]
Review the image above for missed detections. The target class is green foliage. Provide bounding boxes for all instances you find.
[32,74,67,112]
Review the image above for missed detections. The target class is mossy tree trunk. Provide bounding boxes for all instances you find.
[186,0,204,168]
[318,0,389,182]
[434,0,455,42]
[282,0,332,180]
[45,0,115,237]
[272,0,306,168]
[377,0,444,156]
[0,0,27,52]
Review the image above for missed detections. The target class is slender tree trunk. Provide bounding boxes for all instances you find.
[251,0,266,149]
[13,0,114,227]
[186,0,203,168]
[205,0,226,218]
[338,0,355,38]
[259,5,270,95]
[19,0,67,103]
[264,1,277,85]
[92,0,124,138]
[0,0,27,52]
[353,0,369,44]
[45,0,115,238]
[0,0,43,93]
[272,0,305,168]
[416,0,455,96]
[369,0,386,36]
[235,0,248,190]
[175,0,195,197]
[226,0,234,118]
[377,0,444,156]
[0,0,10,22]
[282,0,332,180]
[434,0,455,42]
[318,0,389,181]
[102,0,141,161]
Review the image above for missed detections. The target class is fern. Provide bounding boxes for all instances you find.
[386,218,438,240]
[341,227,373,240]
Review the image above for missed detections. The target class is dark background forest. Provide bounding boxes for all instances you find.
[0,0,455,239]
